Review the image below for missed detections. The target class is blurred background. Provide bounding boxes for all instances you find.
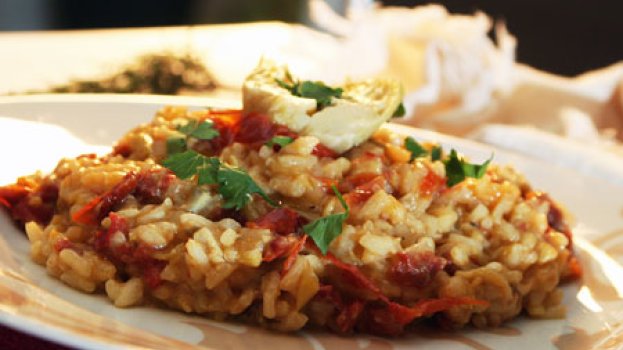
[0,0,621,77]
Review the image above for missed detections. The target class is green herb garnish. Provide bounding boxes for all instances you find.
[166,119,219,156]
[217,165,277,210]
[162,150,276,209]
[431,146,442,161]
[166,136,187,155]
[403,137,492,186]
[178,120,219,140]
[303,185,349,255]
[266,136,294,148]
[443,149,493,186]
[276,78,343,110]
[404,136,427,162]
[392,102,406,118]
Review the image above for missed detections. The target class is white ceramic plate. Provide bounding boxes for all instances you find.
[0,94,622,350]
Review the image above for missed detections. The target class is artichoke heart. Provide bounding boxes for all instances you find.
[242,59,403,154]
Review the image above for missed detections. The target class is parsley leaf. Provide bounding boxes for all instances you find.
[303,185,349,255]
[162,150,276,209]
[392,102,406,118]
[431,146,442,161]
[197,157,221,185]
[217,165,277,210]
[444,149,493,186]
[162,151,212,180]
[166,136,187,155]
[276,79,343,110]
[178,120,219,140]
[266,136,294,148]
[405,136,427,162]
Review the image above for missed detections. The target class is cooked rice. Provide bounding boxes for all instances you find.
[3,106,579,335]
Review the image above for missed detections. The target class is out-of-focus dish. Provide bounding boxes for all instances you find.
[0,62,582,337]
[20,53,216,96]
[0,94,621,349]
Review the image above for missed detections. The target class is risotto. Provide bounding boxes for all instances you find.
[0,62,580,336]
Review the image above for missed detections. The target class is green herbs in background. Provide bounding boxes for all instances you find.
[166,120,219,155]
[392,102,406,118]
[42,54,216,95]
[162,150,276,210]
[266,136,294,148]
[303,186,349,255]
[403,137,492,186]
[443,150,493,187]
[276,78,343,110]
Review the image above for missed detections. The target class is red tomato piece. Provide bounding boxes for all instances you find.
[262,236,292,262]
[312,143,338,158]
[325,252,389,304]
[247,208,301,236]
[389,252,446,288]
[134,169,175,205]
[0,183,58,226]
[93,212,129,253]
[341,174,386,207]
[142,260,166,289]
[282,235,308,276]
[72,172,138,226]
[419,169,446,195]
[235,112,275,145]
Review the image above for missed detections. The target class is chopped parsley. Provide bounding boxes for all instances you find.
[276,78,343,110]
[402,137,492,186]
[162,150,276,209]
[266,136,294,148]
[431,146,442,161]
[392,102,406,118]
[166,136,187,155]
[217,165,277,210]
[166,119,219,156]
[303,186,349,255]
[443,149,493,187]
[178,120,219,140]
[404,136,427,162]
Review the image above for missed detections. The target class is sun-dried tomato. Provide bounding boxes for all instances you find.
[314,284,365,334]
[419,169,446,195]
[194,110,242,156]
[325,252,389,304]
[0,185,29,209]
[134,169,175,205]
[262,236,292,262]
[341,174,386,207]
[72,172,138,226]
[282,235,307,276]
[0,182,58,226]
[389,252,446,288]
[235,112,275,145]
[142,260,166,289]
[93,212,129,253]
[247,208,302,236]
[312,143,338,158]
